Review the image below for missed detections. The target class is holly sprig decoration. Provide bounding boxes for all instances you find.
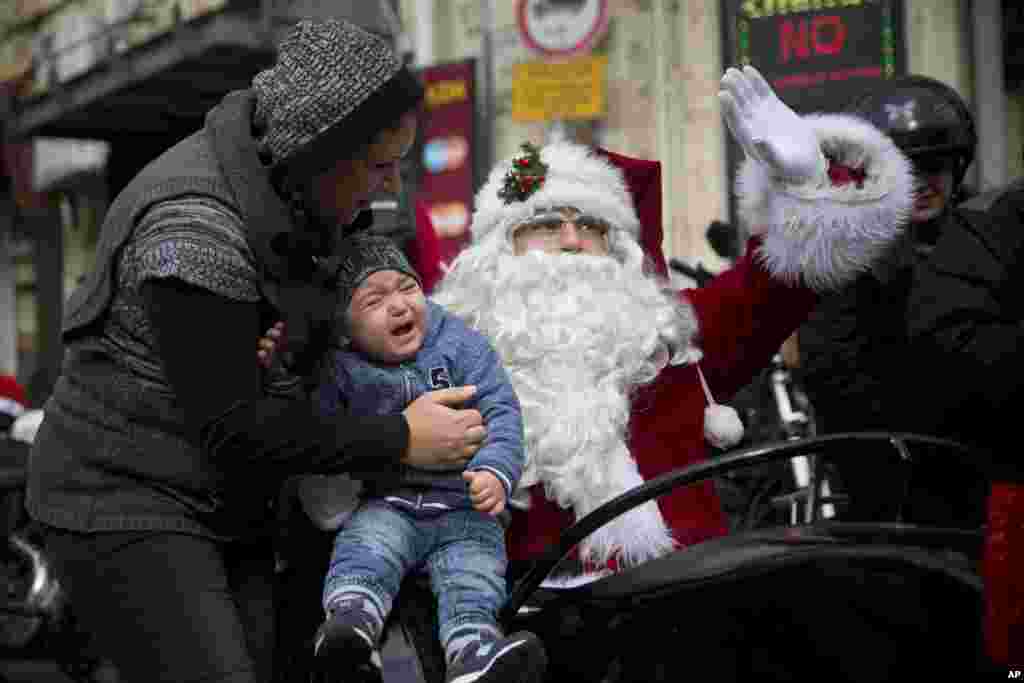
[497,142,548,204]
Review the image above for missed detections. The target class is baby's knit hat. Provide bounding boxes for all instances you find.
[252,19,423,183]
[335,233,422,318]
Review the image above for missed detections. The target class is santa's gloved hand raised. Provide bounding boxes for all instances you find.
[719,65,827,186]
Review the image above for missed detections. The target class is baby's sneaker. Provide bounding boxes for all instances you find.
[445,631,547,683]
[311,596,383,683]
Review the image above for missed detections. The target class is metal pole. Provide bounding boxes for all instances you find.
[476,0,495,193]
[412,0,435,67]
[969,0,1009,193]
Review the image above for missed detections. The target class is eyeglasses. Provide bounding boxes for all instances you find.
[513,210,611,243]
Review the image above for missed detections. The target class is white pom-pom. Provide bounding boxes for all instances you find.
[695,363,745,450]
[704,403,744,450]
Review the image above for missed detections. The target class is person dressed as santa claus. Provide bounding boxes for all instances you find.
[428,65,915,574]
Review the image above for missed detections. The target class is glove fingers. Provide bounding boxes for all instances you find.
[718,92,745,145]
[719,91,760,163]
[721,67,753,111]
[718,90,738,126]
[733,67,760,107]
[743,65,774,99]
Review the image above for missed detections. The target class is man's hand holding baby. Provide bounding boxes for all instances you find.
[463,470,506,515]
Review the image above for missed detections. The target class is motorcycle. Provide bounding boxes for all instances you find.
[0,411,118,682]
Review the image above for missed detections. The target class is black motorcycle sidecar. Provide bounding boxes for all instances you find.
[382,433,993,683]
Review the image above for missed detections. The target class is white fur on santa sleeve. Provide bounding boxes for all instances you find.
[736,113,915,292]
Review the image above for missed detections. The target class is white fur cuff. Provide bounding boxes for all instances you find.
[736,113,914,292]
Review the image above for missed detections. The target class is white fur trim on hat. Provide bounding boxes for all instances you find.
[736,113,914,292]
[471,141,640,244]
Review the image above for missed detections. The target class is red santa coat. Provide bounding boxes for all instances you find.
[418,112,909,567]
[506,239,818,562]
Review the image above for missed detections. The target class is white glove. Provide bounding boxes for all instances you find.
[718,66,827,185]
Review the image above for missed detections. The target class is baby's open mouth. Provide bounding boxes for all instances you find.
[392,322,414,337]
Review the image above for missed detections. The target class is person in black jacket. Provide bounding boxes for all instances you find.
[905,180,1024,666]
[24,20,486,683]
[797,75,984,522]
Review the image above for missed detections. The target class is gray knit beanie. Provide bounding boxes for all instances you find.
[252,19,423,182]
[336,233,422,319]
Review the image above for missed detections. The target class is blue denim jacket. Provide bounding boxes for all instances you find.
[317,301,524,515]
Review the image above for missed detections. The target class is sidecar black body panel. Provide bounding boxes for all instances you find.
[492,435,993,681]
[505,525,986,681]
[526,524,981,609]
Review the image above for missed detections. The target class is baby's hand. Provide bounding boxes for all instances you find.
[463,470,506,516]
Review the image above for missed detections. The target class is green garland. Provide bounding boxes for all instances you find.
[497,142,549,204]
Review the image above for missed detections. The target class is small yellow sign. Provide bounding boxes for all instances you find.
[511,55,607,122]
[426,79,469,109]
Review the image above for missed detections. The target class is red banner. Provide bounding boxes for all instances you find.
[1,82,45,210]
[415,60,476,268]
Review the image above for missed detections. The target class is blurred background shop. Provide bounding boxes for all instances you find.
[1,0,1023,404]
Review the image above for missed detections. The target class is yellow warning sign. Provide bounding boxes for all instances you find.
[511,55,607,122]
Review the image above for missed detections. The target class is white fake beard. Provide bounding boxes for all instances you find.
[434,246,698,567]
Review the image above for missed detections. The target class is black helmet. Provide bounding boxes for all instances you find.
[844,75,976,188]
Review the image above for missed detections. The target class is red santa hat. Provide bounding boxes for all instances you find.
[592,146,669,278]
[471,141,642,251]
[469,139,673,278]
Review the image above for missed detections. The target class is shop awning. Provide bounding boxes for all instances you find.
[4,11,277,141]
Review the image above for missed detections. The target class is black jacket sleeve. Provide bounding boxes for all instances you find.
[141,277,408,480]
[798,287,865,431]
[798,276,906,432]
